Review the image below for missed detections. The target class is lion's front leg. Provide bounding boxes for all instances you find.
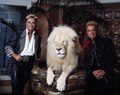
[56,73,66,91]
[46,67,55,85]
[56,66,74,91]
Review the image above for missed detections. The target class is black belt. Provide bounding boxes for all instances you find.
[22,55,34,62]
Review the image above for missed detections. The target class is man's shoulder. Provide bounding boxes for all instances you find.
[82,40,90,50]
[18,29,25,34]
[16,30,26,38]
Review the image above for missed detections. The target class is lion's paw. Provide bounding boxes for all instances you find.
[47,72,55,85]
[56,78,66,91]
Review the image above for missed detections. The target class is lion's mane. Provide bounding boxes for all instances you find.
[47,25,81,72]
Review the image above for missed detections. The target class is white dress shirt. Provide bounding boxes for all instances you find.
[20,29,35,56]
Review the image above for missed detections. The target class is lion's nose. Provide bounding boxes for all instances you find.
[57,48,62,51]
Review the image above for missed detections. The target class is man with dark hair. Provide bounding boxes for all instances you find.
[5,14,41,95]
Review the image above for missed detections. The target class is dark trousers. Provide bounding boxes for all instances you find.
[84,75,115,95]
[11,56,35,95]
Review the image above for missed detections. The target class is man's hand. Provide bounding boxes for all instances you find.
[12,52,23,61]
[92,70,106,79]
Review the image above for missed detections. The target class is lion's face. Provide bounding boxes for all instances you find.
[47,26,81,61]
[53,37,68,58]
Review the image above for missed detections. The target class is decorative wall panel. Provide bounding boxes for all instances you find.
[63,3,120,64]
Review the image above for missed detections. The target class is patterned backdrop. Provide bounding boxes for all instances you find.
[63,3,120,65]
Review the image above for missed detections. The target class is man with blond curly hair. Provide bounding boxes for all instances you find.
[82,21,117,95]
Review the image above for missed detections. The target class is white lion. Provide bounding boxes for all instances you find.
[46,25,82,91]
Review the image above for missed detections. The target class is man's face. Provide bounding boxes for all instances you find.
[26,18,36,32]
[86,25,97,39]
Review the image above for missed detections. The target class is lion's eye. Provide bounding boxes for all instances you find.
[63,41,68,45]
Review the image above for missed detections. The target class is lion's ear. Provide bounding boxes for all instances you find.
[72,37,76,43]
[72,36,78,43]
[73,36,79,43]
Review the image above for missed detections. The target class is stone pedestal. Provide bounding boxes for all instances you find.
[31,68,85,95]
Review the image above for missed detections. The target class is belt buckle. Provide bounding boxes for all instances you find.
[22,56,29,62]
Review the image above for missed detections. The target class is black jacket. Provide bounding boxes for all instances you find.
[82,36,117,83]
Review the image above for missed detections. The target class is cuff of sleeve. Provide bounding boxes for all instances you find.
[7,52,13,57]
